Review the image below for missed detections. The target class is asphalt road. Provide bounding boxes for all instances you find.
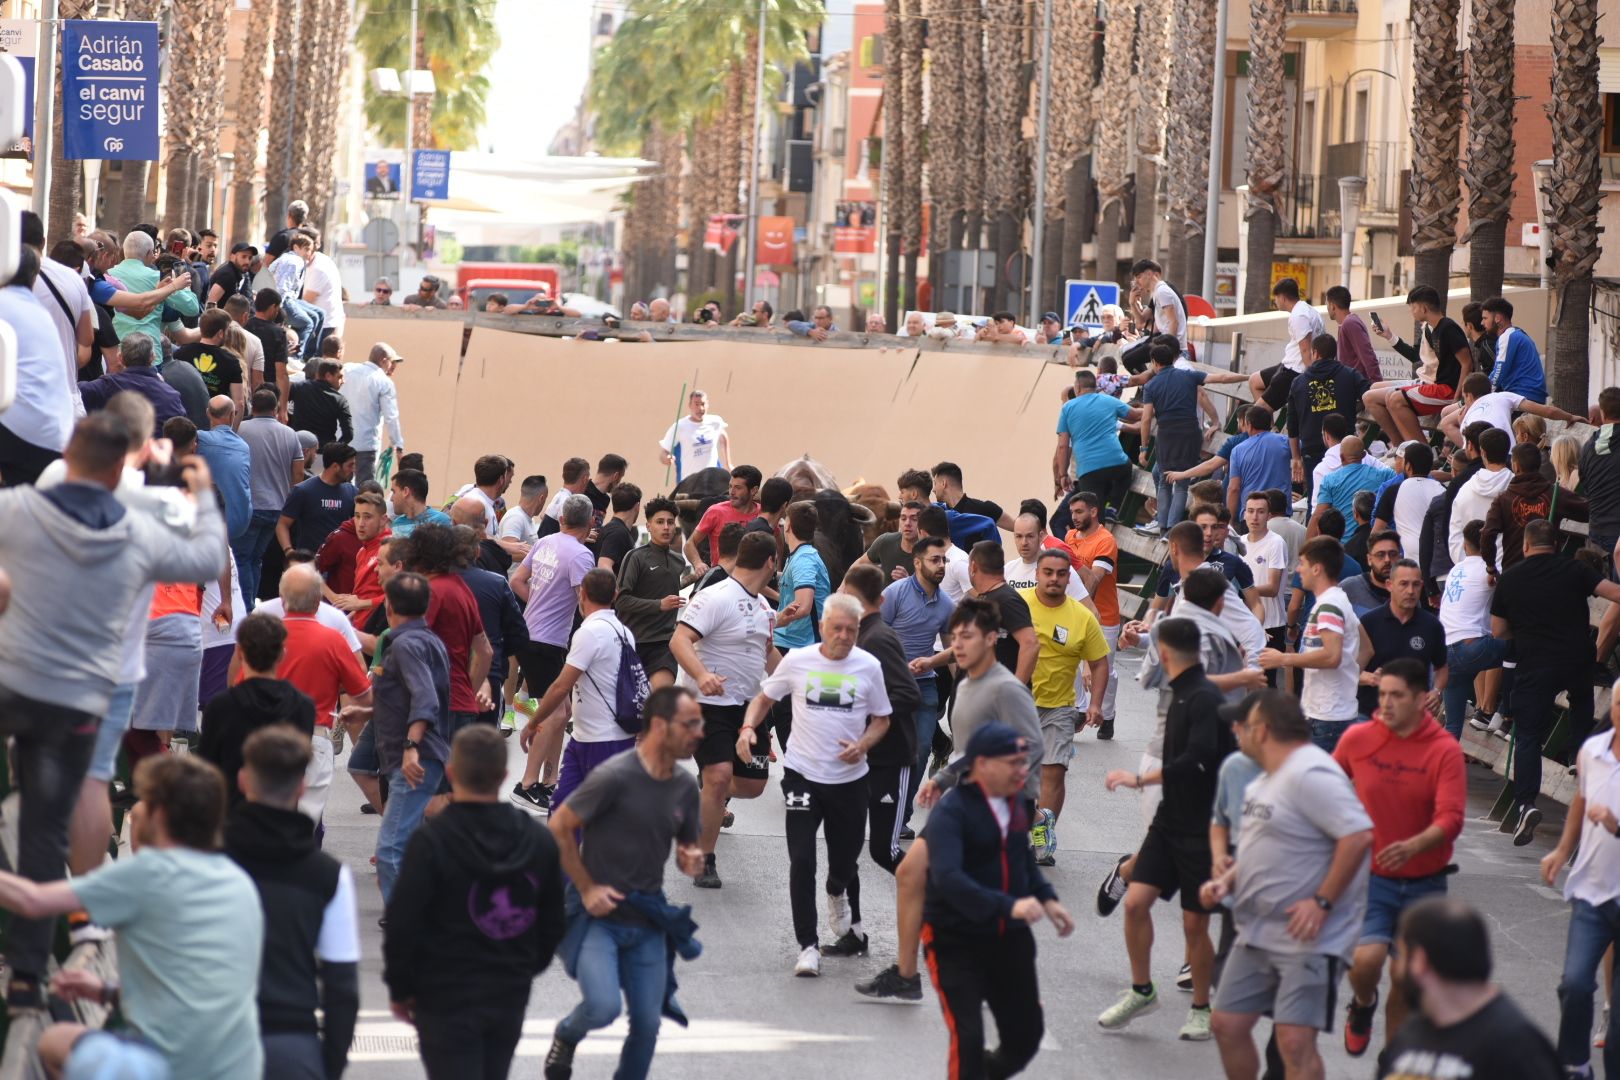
[329,644,1579,1079]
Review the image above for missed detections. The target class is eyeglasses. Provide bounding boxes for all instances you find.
[374,287,392,294]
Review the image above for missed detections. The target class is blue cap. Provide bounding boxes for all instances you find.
[964,721,1026,762]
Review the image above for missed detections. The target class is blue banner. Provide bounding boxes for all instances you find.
[61,20,160,161]
[411,149,451,201]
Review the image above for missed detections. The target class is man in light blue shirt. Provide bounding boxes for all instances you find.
[270,232,324,360]
[195,395,254,542]
[1225,405,1293,518]
[881,536,957,826]
[110,230,200,354]
[1054,369,1141,516]
[1312,436,1395,541]
[775,503,831,651]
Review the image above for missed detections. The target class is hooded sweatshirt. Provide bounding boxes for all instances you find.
[383,801,565,1010]
[1287,358,1371,460]
[1447,466,1513,565]
[315,518,362,594]
[1332,713,1466,880]
[0,482,225,714]
[223,801,358,1077]
[198,678,317,807]
[1480,472,1589,574]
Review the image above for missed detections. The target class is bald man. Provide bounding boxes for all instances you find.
[453,494,514,576]
[196,394,255,542]
[1311,435,1396,542]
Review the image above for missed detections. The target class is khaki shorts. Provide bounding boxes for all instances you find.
[1213,944,1343,1031]
[1038,705,1078,767]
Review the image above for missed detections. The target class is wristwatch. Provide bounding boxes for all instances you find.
[403,738,420,752]
[1312,894,1333,912]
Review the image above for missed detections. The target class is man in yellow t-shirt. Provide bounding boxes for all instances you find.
[1019,548,1111,867]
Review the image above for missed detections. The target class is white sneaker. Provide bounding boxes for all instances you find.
[1134,520,1162,536]
[795,944,821,977]
[827,891,852,937]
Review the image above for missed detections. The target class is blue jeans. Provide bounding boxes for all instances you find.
[556,917,667,1080]
[1442,636,1511,738]
[1558,898,1620,1073]
[905,677,941,826]
[376,756,444,901]
[232,508,281,611]
[282,298,325,360]
[1153,462,1190,530]
[1309,717,1354,754]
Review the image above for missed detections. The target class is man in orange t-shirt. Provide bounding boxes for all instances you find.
[1064,490,1122,739]
[276,564,371,826]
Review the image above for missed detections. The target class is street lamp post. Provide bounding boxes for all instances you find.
[1531,158,1554,289]
[1337,175,1365,291]
[1029,0,1054,327]
[742,0,766,314]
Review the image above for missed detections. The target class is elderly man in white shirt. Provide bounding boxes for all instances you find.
[340,342,406,485]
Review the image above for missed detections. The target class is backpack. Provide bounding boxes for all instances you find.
[588,624,650,734]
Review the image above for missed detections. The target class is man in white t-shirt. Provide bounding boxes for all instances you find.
[658,390,730,483]
[496,474,549,562]
[1241,493,1289,645]
[742,593,892,976]
[1248,276,1325,412]
[1440,519,1509,739]
[301,234,345,344]
[1130,259,1187,352]
[1258,535,1362,751]
[515,568,641,806]
[1373,442,1446,563]
[1440,371,1583,450]
[22,212,90,417]
[1005,511,1091,604]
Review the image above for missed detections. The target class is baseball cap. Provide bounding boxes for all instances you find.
[230,242,255,255]
[964,721,1027,762]
[296,430,319,452]
[1041,311,1061,323]
[371,342,404,364]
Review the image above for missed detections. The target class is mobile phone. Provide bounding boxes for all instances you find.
[1369,311,1384,332]
[169,239,188,256]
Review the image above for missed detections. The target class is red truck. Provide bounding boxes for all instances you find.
[454,263,561,310]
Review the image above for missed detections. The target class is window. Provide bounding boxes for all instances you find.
[1604,94,1620,155]
[1353,88,1369,143]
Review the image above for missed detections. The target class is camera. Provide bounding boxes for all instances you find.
[695,307,717,325]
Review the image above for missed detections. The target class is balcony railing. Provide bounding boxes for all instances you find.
[1287,0,1358,12]
[1285,0,1359,39]
[1280,141,1404,239]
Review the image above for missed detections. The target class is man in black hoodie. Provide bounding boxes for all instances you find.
[199,613,317,807]
[1288,334,1371,510]
[921,722,1073,1080]
[225,725,359,1079]
[386,725,564,1080]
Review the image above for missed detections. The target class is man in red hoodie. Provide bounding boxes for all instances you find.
[324,492,391,629]
[1333,656,1466,1059]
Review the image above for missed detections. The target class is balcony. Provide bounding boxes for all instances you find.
[1280,141,1403,239]
[1286,0,1359,39]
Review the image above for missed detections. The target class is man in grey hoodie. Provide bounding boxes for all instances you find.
[0,412,226,1005]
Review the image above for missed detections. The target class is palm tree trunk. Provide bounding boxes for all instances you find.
[119,161,151,229]
[1061,157,1089,282]
[264,0,302,230]
[231,0,274,244]
[1096,3,1136,288]
[960,0,986,263]
[1131,0,1171,265]
[1175,0,1215,296]
[1464,0,1515,301]
[1096,201,1122,289]
[1408,0,1463,296]
[1548,0,1602,411]
[1132,159,1159,267]
[1243,0,1287,314]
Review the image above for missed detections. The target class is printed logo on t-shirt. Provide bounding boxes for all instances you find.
[806,671,857,710]
[1054,625,1070,645]
[1443,566,1468,603]
[1307,377,1336,414]
[1381,1049,1476,1078]
[467,875,540,940]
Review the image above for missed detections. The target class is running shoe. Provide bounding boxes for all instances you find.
[899,826,916,841]
[1344,991,1378,1056]
[1029,809,1054,866]
[1097,854,1129,917]
[828,892,852,937]
[694,856,722,889]
[722,809,735,829]
[1597,1002,1609,1048]
[822,930,869,957]
[543,1036,576,1080]
[501,709,518,732]
[795,945,822,977]
[1514,804,1543,847]
[1466,708,1494,732]
[1178,1006,1213,1042]
[1134,521,1163,536]
[854,964,923,1002]
[1098,718,1115,741]
[1176,962,1193,992]
[514,692,540,721]
[509,781,552,815]
[68,921,112,947]
[1098,986,1158,1029]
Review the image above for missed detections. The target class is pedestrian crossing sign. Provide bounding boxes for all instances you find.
[1064,280,1121,332]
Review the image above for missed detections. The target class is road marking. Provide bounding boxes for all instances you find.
[346,1017,866,1062]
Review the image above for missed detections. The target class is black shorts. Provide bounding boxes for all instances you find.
[1133,826,1213,913]
[516,642,568,698]
[695,703,770,780]
[1256,364,1299,412]
[635,639,677,677]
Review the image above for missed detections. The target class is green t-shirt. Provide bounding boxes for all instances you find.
[73,847,264,1080]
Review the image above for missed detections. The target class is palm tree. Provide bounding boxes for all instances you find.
[190,0,233,226]
[1093,1,1137,287]
[1131,0,1171,266]
[1463,0,1515,301]
[229,0,273,243]
[1408,0,1462,295]
[982,0,1024,310]
[1045,0,1094,310]
[927,0,961,285]
[959,0,986,253]
[355,0,500,151]
[263,0,302,229]
[1166,0,1214,293]
[1060,10,1100,286]
[882,0,903,325]
[1547,0,1602,412]
[899,0,925,312]
[1241,0,1286,314]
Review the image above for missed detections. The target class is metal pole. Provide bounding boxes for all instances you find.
[1029,0,1053,327]
[400,0,418,265]
[742,0,766,314]
[31,0,60,223]
[1201,0,1231,299]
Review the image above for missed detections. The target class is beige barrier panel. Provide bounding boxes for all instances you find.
[352,318,466,496]
[394,322,1081,516]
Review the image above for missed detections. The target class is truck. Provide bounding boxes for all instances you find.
[453,263,561,310]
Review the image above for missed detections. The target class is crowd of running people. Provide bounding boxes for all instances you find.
[1,211,1618,1080]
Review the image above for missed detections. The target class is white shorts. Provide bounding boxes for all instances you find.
[297,731,335,826]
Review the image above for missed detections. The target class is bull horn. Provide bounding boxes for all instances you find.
[848,503,876,525]
[885,500,900,515]
[673,498,704,511]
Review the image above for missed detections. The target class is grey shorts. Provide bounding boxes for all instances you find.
[1212,944,1342,1031]
[1038,705,1078,767]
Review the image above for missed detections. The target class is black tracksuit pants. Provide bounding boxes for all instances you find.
[922,923,1045,1080]
[783,767,867,949]
[845,763,911,927]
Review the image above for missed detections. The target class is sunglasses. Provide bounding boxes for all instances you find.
[374,287,392,294]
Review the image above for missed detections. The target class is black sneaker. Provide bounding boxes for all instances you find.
[1514,804,1543,847]
[1097,854,1129,917]
[822,930,870,957]
[854,963,923,1002]
[509,781,552,815]
[1176,962,1193,992]
[1344,990,1378,1056]
[694,855,722,889]
[899,825,916,841]
[543,1035,577,1080]
[1098,718,1115,741]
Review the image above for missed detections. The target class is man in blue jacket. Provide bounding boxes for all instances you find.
[1481,296,1549,402]
[921,722,1074,1080]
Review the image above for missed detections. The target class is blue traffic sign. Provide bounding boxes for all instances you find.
[1064,279,1121,331]
[61,20,159,161]
[411,149,451,201]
